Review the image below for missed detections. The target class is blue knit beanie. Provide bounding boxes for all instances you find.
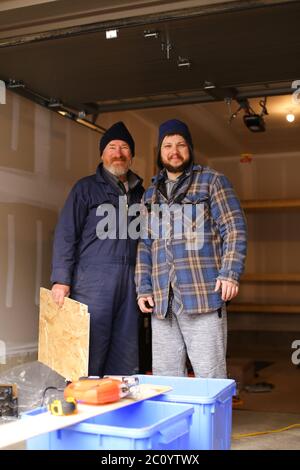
[99,121,135,156]
[157,119,193,168]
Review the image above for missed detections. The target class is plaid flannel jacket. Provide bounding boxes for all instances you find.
[135,164,247,317]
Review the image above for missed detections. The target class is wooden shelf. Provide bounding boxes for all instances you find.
[241,273,300,283]
[228,303,300,314]
[236,200,300,315]
[241,198,300,211]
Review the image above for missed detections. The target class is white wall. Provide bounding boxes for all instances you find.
[0,92,98,358]
[0,93,157,361]
[0,92,158,355]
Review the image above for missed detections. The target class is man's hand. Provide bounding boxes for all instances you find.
[138,296,154,313]
[214,279,239,302]
[51,284,70,307]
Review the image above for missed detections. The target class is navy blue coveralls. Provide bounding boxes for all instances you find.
[51,163,144,376]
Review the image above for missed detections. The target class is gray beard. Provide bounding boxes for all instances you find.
[106,163,130,177]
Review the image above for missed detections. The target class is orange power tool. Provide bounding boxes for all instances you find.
[64,376,139,405]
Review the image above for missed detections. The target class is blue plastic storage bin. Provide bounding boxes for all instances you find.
[135,375,236,450]
[25,400,194,450]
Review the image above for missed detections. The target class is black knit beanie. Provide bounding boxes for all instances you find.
[157,119,194,169]
[99,121,135,156]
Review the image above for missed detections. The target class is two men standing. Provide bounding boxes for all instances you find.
[51,119,247,378]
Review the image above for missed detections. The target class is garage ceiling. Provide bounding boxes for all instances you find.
[0,0,300,117]
[131,95,300,158]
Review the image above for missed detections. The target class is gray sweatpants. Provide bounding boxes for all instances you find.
[151,306,227,378]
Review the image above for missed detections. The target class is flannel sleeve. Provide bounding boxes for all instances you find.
[210,174,247,283]
[135,197,154,298]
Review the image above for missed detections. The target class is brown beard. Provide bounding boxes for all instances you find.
[162,156,192,173]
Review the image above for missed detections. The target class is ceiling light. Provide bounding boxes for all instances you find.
[243,114,266,132]
[143,30,159,39]
[105,29,118,39]
[177,57,191,68]
[203,81,216,90]
[286,113,295,123]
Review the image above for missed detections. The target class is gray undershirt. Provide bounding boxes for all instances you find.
[165,178,178,199]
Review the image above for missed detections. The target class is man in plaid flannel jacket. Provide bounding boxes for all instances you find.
[135,119,247,378]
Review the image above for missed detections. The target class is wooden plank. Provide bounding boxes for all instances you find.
[241,198,300,211]
[241,273,300,283]
[38,288,89,381]
[0,384,171,449]
[228,303,300,314]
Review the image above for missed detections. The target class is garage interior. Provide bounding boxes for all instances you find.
[0,0,300,450]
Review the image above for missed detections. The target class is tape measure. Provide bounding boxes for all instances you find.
[48,397,77,416]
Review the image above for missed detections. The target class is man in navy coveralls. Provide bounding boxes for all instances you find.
[51,122,144,376]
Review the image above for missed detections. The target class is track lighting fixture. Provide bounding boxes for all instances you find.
[143,30,159,39]
[203,81,216,90]
[177,57,191,68]
[7,79,25,89]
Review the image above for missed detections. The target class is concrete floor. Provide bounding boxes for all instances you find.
[237,362,300,414]
[231,355,300,450]
[232,410,300,450]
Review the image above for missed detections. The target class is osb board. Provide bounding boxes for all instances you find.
[0,384,172,449]
[38,288,89,381]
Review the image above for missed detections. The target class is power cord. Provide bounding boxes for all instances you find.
[41,386,64,407]
[232,423,300,439]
